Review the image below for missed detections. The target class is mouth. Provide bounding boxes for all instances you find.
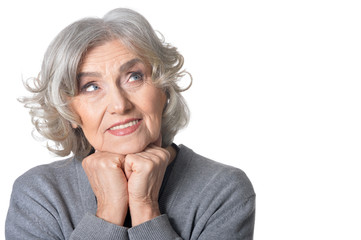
[109,119,140,130]
[107,119,142,136]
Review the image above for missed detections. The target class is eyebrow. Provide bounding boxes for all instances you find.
[77,58,143,81]
[119,58,143,73]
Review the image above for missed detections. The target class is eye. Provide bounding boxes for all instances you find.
[128,72,144,82]
[81,82,100,92]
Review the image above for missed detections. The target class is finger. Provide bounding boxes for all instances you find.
[143,147,170,162]
[124,156,135,180]
[135,151,158,161]
[124,154,153,180]
[124,153,157,177]
[135,152,168,169]
[135,151,152,158]
[84,152,125,170]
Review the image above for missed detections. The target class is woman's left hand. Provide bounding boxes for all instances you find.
[124,144,170,226]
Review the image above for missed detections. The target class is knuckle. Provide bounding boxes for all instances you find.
[156,151,169,164]
[143,160,155,171]
[82,155,94,168]
[83,153,120,170]
[162,150,170,160]
[98,159,109,169]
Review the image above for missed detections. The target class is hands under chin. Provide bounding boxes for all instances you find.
[82,144,171,227]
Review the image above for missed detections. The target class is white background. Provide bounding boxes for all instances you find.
[1,0,360,239]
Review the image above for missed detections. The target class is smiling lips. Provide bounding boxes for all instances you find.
[107,119,142,136]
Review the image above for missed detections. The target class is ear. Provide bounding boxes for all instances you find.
[163,90,170,111]
[70,122,78,129]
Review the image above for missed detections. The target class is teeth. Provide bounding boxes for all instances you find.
[110,120,139,130]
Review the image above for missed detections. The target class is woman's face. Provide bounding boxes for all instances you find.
[71,40,166,155]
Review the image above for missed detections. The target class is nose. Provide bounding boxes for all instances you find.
[106,86,133,115]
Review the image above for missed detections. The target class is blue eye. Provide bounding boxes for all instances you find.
[129,72,144,82]
[82,83,99,92]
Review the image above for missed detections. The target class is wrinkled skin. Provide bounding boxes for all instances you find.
[71,40,175,226]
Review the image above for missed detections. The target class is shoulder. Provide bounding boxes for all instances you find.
[14,157,76,185]
[6,157,81,238]
[174,145,255,201]
[10,157,79,202]
[163,145,255,237]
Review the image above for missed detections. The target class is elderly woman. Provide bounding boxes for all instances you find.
[6,8,255,240]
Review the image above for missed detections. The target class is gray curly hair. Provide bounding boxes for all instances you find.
[21,8,191,158]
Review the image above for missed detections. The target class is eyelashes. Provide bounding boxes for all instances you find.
[128,71,144,83]
[81,82,99,92]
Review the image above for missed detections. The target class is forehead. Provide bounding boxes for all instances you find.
[79,40,137,70]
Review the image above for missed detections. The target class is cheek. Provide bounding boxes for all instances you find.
[72,99,104,138]
[79,110,106,149]
[143,90,166,131]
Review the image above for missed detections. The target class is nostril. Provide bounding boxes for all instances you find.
[106,91,133,115]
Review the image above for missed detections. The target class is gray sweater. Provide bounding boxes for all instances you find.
[6,145,255,239]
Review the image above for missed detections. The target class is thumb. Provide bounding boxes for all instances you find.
[124,156,134,180]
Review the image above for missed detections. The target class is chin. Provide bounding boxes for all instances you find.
[104,140,150,155]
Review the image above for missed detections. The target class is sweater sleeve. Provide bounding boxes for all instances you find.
[197,195,255,240]
[195,169,256,240]
[5,171,129,240]
[127,194,255,240]
[128,215,182,240]
[127,169,255,240]
[70,213,128,240]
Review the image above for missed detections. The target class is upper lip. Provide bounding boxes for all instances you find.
[107,118,141,130]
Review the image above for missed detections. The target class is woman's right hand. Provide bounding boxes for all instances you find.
[82,151,129,226]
